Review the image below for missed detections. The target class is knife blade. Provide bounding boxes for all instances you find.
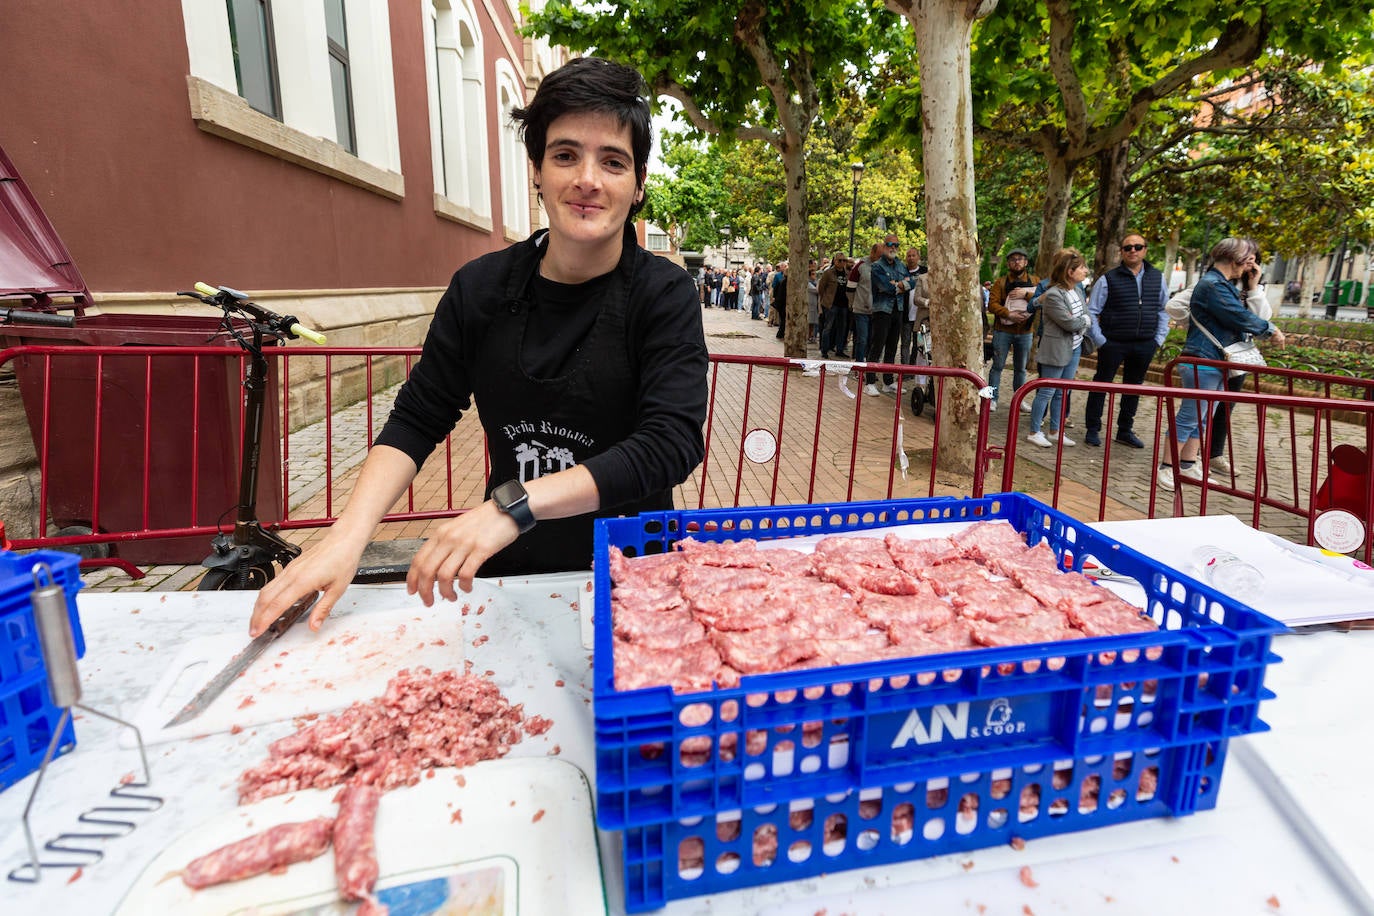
[164,592,319,728]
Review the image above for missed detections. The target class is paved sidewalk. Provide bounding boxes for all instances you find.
[80,302,1367,592]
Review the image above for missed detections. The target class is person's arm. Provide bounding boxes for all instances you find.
[987,276,1010,321]
[1040,287,1079,331]
[1209,282,1282,341]
[251,272,479,632]
[1027,277,1050,313]
[1154,275,1171,347]
[250,444,419,634]
[871,260,902,298]
[1245,284,1273,321]
[1086,277,1108,346]
[407,463,601,606]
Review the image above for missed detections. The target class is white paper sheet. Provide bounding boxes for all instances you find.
[1092,514,1374,627]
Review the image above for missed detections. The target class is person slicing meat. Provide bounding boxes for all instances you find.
[250,57,708,636]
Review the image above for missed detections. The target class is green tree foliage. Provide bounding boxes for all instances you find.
[641,132,742,253]
[1128,60,1374,295]
[959,0,1374,271]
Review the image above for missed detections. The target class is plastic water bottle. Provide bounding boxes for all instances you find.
[1192,546,1264,599]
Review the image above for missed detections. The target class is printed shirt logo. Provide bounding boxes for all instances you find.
[889,697,1026,749]
[500,419,595,484]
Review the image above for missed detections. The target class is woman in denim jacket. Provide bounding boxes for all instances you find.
[1157,238,1287,490]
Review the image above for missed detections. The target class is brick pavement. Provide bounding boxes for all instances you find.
[82,302,1367,591]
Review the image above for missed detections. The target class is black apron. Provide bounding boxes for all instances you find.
[470,233,672,576]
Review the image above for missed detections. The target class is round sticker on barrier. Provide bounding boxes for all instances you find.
[1314,509,1365,554]
[742,428,777,464]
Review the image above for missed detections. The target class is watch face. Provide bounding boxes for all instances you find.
[493,480,526,507]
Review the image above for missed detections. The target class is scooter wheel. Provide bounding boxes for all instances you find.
[909,386,926,418]
[199,563,276,591]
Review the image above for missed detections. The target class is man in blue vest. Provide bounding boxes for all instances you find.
[1082,232,1169,448]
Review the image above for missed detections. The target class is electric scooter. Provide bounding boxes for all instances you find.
[177,283,326,590]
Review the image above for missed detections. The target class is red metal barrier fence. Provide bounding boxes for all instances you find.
[0,345,988,569]
[6,342,1369,570]
[997,363,1374,563]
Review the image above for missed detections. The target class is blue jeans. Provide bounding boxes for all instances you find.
[1029,348,1082,434]
[851,313,872,365]
[990,330,1032,404]
[1175,362,1225,443]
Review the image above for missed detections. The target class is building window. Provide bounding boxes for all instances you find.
[425,0,489,222]
[324,0,356,153]
[227,0,280,118]
[495,61,529,238]
[646,226,670,253]
[183,0,404,198]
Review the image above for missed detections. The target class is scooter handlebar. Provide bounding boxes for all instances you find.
[0,307,76,328]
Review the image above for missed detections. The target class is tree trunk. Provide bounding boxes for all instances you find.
[1298,255,1318,319]
[1037,153,1077,276]
[1163,226,1181,291]
[893,0,1000,478]
[781,141,810,358]
[1092,140,1131,274]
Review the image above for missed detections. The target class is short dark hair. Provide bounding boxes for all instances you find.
[510,57,653,220]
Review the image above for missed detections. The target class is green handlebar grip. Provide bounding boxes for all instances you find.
[290,323,327,345]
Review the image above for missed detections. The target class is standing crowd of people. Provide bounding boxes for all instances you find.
[980,231,1286,489]
[698,228,1288,494]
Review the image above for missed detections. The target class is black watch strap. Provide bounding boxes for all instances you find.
[492,480,536,534]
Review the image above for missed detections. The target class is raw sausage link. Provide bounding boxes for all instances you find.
[334,781,382,900]
[182,817,334,889]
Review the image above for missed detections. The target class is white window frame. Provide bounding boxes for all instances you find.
[423,0,491,230]
[494,59,530,240]
[180,0,403,199]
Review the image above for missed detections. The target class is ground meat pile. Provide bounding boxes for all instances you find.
[238,666,545,804]
[611,521,1156,693]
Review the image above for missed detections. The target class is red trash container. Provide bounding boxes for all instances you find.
[1,144,282,564]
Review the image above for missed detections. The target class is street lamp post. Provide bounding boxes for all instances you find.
[847,162,864,258]
[718,227,731,269]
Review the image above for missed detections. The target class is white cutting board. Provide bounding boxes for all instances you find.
[114,757,607,916]
[126,601,466,745]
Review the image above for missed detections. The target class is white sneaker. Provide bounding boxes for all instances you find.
[1210,456,1232,474]
[1156,465,1176,490]
[883,382,899,393]
[989,401,998,412]
[1020,401,1032,413]
[1027,431,1052,448]
[1178,463,1219,486]
[1058,433,1076,447]
[864,383,881,396]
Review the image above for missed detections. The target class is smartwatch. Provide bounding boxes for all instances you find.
[491,480,536,534]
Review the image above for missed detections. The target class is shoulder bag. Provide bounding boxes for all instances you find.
[1189,307,1266,378]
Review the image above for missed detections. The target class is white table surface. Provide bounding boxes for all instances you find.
[3,548,1373,915]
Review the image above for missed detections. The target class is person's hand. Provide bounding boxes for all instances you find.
[1269,327,1287,347]
[249,535,367,636]
[406,502,520,606]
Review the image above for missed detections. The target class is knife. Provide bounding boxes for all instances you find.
[164,592,319,728]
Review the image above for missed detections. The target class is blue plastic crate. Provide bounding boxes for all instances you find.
[592,493,1285,911]
[0,549,84,792]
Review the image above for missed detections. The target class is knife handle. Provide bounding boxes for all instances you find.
[267,592,319,637]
